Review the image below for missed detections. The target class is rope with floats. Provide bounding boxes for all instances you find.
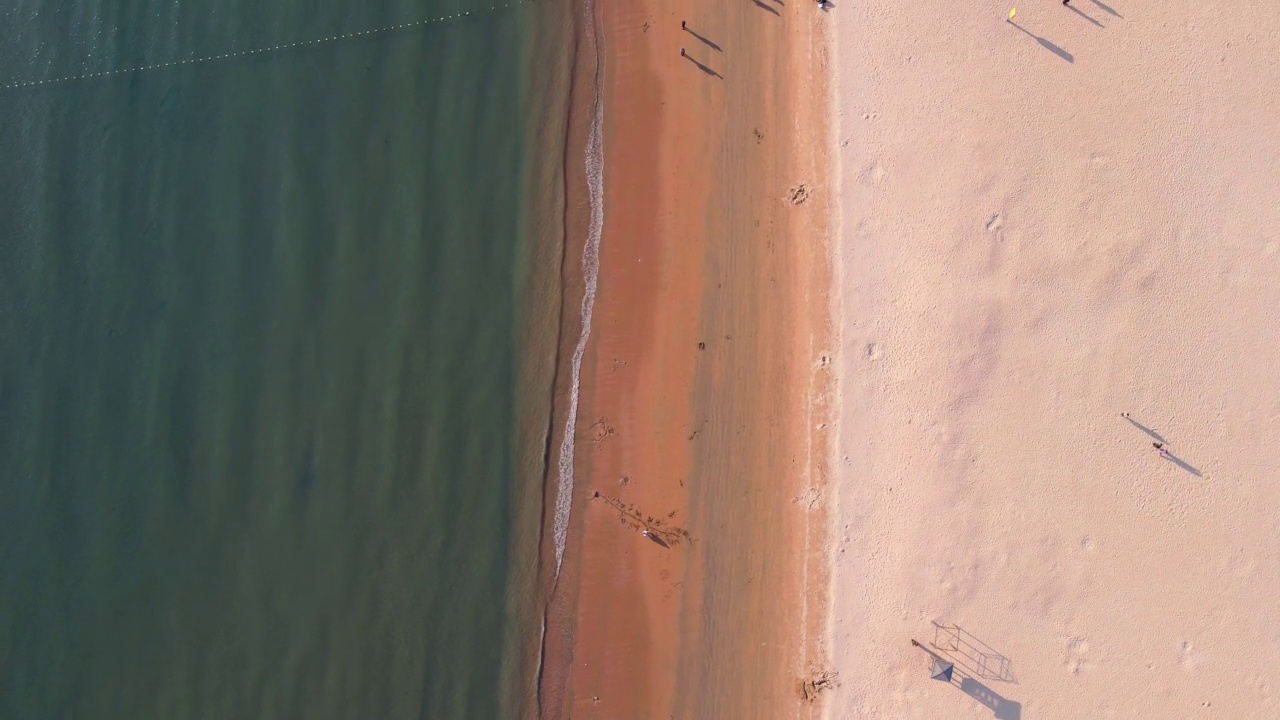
[2,1,528,91]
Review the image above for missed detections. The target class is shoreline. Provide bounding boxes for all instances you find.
[500,0,584,715]
[533,0,605,710]
[535,0,837,714]
[548,0,606,578]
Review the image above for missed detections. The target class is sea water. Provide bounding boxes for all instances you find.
[0,0,563,717]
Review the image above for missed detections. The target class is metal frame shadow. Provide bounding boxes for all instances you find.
[932,622,1017,684]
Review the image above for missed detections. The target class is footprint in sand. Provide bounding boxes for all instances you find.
[859,160,886,186]
[1066,637,1091,675]
[1178,640,1200,671]
[788,184,810,205]
[985,212,1004,233]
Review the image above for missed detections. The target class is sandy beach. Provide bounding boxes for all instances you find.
[536,0,833,715]
[827,1,1280,717]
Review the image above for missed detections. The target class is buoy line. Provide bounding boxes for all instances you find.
[2,1,526,91]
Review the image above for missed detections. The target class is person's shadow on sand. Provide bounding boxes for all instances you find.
[681,51,723,79]
[1090,0,1122,17]
[1066,2,1105,27]
[1162,451,1203,477]
[1123,414,1167,443]
[1007,19,1073,63]
[750,0,781,16]
[1122,415,1202,476]
[682,25,723,52]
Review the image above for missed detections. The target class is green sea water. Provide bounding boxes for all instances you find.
[0,0,569,717]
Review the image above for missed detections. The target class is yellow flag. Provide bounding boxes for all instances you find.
[1009,7,1017,19]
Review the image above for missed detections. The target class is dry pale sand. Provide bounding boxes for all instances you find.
[827,1,1280,717]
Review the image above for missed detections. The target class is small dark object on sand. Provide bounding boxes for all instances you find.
[680,48,686,57]
[1152,442,1164,450]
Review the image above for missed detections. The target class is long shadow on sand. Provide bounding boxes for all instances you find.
[750,0,781,16]
[931,622,1017,683]
[1163,451,1203,477]
[681,52,723,79]
[682,26,722,52]
[1007,20,1073,63]
[1067,3,1105,27]
[960,676,1023,720]
[1090,0,1122,17]
[913,639,1022,719]
[1123,415,1167,444]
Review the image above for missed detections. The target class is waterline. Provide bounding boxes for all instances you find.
[551,0,605,575]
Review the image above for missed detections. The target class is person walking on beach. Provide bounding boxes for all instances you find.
[1153,441,1170,458]
[680,48,686,57]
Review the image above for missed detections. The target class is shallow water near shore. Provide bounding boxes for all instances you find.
[0,0,565,717]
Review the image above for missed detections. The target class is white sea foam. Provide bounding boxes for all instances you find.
[552,2,605,575]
